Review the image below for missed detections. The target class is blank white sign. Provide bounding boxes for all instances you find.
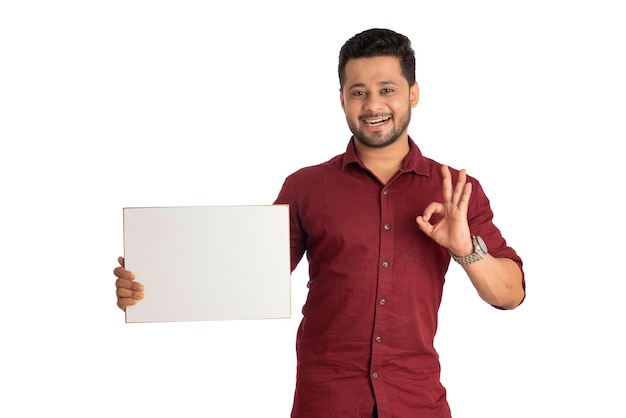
[123,205,291,323]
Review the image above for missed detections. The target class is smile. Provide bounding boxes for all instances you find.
[363,116,392,127]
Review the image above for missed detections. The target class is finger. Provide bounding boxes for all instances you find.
[118,256,125,268]
[458,182,472,213]
[441,165,453,203]
[117,297,138,311]
[116,277,144,292]
[416,215,434,236]
[113,265,135,280]
[420,202,444,223]
[451,169,467,207]
[116,286,144,300]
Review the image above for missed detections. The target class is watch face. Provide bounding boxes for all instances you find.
[475,235,488,253]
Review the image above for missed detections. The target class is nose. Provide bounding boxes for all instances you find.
[363,93,385,114]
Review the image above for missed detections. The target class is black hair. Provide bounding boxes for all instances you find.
[338,28,416,88]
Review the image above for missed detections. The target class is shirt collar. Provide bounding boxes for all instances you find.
[342,136,431,176]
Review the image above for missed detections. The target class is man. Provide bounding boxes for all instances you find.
[115,28,525,418]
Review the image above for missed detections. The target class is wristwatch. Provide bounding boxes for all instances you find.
[449,235,488,265]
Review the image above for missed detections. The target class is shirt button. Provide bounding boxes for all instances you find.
[382,261,389,268]
[383,189,389,195]
[372,372,379,379]
[384,224,391,230]
[380,298,386,305]
[375,336,382,343]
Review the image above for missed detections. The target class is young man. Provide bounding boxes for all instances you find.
[115,28,525,418]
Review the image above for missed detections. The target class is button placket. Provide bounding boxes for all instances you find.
[371,185,394,399]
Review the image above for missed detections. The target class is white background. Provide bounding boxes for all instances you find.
[1,1,624,417]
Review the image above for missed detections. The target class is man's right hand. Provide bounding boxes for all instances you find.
[114,256,144,311]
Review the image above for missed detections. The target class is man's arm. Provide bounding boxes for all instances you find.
[416,165,524,310]
[458,253,524,309]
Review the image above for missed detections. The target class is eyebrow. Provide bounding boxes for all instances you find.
[346,80,400,90]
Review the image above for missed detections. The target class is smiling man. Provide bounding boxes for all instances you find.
[340,54,419,185]
[115,28,525,418]
[342,55,417,149]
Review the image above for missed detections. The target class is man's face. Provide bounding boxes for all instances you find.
[340,56,419,148]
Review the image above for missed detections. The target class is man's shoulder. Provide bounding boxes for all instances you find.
[286,153,344,179]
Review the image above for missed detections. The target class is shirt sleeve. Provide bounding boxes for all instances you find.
[274,175,307,272]
[466,176,526,305]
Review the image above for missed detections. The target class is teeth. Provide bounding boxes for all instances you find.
[365,117,390,125]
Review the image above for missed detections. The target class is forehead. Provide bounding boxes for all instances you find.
[343,56,405,88]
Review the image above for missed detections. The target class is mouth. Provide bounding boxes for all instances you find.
[362,115,392,127]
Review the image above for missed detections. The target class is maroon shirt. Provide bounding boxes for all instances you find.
[274,138,524,418]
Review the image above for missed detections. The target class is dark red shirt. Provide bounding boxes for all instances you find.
[274,138,524,418]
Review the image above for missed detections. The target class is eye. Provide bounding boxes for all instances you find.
[381,88,394,94]
[351,90,366,97]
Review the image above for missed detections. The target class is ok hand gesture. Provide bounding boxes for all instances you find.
[416,165,473,256]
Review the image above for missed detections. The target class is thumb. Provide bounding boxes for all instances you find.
[416,215,434,236]
[419,202,443,223]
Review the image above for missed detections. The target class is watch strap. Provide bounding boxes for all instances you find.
[449,235,487,265]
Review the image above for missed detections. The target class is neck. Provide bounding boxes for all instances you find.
[354,135,410,184]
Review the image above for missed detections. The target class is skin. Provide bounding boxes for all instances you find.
[115,55,524,311]
[114,256,143,311]
[340,56,419,184]
[417,165,525,309]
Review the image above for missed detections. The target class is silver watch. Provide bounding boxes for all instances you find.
[449,235,488,265]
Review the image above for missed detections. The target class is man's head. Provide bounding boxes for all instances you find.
[338,28,416,89]
[338,28,419,149]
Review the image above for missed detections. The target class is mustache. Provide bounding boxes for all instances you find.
[359,112,392,120]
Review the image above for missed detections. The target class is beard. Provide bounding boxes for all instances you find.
[348,107,411,149]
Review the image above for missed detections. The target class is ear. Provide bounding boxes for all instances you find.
[410,82,420,107]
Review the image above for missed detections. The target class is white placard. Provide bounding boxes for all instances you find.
[123,205,291,323]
